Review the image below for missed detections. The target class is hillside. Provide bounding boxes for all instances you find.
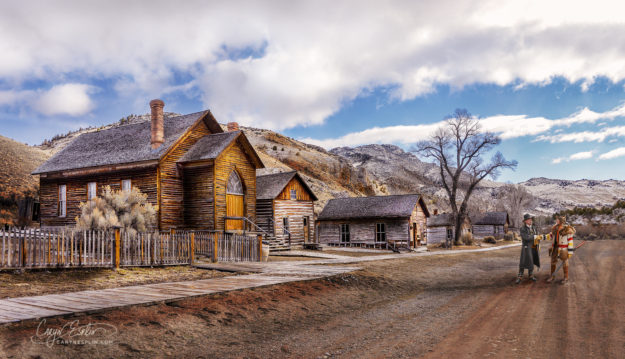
[0,135,50,225]
[2,112,624,225]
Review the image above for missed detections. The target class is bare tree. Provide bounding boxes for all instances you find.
[415,109,517,248]
[497,184,535,228]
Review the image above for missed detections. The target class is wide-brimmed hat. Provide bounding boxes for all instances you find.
[523,213,535,221]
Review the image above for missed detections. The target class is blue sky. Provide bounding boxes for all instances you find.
[1,1,625,183]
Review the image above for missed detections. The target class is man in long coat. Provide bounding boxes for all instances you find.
[517,213,541,284]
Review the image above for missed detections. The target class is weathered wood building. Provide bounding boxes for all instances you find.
[316,194,429,248]
[471,212,509,239]
[33,100,264,231]
[256,171,317,246]
[426,214,472,245]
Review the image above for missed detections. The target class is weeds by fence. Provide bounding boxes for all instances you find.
[0,228,262,270]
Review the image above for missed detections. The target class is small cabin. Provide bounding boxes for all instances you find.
[426,213,472,244]
[256,171,317,247]
[316,194,429,249]
[471,212,510,239]
[32,100,264,231]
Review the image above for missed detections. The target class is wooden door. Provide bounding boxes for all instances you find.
[226,194,244,230]
[225,171,245,231]
[303,216,310,243]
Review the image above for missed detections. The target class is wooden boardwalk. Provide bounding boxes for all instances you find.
[0,274,320,324]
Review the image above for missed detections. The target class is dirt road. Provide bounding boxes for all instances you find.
[1,240,623,358]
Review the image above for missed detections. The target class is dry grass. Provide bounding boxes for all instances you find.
[575,224,625,240]
[0,266,232,299]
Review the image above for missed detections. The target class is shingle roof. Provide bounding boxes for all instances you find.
[256,171,318,200]
[317,194,426,220]
[178,131,240,163]
[471,212,509,225]
[33,111,218,174]
[427,213,455,227]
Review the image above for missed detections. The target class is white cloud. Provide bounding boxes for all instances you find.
[598,147,625,160]
[552,150,595,164]
[34,84,95,116]
[2,1,625,128]
[536,126,625,143]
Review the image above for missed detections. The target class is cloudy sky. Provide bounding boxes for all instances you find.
[1,0,625,182]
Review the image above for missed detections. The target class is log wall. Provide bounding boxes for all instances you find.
[256,199,274,235]
[273,199,315,245]
[317,218,409,245]
[214,140,257,231]
[472,224,507,239]
[182,164,214,229]
[40,168,157,227]
[158,120,211,229]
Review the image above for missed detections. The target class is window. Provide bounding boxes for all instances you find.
[58,185,66,217]
[122,179,132,193]
[375,223,386,242]
[303,217,308,227]
[340,224,350,243]
[290,189,297,200]
[87,182,97,201]
[446,228,453,240]
[226,171,244,195]
[283,217,289,234]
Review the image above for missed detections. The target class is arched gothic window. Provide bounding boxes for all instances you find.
[226,171,244,195]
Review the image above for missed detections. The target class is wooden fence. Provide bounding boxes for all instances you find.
[194,231,262,262]
[0,228,261,270]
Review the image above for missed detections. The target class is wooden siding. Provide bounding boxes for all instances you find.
[158,120,212,229]
[40,168,157,227]
[256,199,274,235]
[273,200,315,245]
[317,219,409,245]
[427,219,472,244]
[472,224,507,239]
[276,177,313,201]
[182,165,214,229]
[214,140,257,231]
[409,202,428,246]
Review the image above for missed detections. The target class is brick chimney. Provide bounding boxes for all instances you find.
[150,99,165,149]
[227,122,240,132]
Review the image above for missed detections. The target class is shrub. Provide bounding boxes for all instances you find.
[76,186,157,234]
[483,236,497,244]
[503,232,515,241]
[456,232,474,246]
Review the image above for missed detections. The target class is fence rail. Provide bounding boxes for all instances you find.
[0,227,261,270]
[194,231,262,262]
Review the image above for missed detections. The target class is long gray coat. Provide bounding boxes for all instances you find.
[519,224,540,270]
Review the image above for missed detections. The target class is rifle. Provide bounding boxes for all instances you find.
[549,240,588,280]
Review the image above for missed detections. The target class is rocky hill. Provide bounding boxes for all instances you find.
[2,112,624,225]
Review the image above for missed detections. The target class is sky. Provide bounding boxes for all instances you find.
[1,0,625,183]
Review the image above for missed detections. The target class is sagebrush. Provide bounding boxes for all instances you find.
[76,186,157,234]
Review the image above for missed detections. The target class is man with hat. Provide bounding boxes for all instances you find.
[517,213,541,284]
[547,214,576,284]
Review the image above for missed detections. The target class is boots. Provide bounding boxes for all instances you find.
[561,265,569,285]
[546,263,557,283]
[529,272,537,282]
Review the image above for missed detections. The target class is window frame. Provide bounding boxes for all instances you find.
[375,223,386,243]
[340,223,350,243]
[446,227,453,240]
[226,171,244,195]
[282,217,289,234]
[290,189,297,200]
[87,182,97,201]
[58,184,67,217]
[121,179,132,193]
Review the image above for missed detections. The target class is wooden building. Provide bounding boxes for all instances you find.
[316,194,429,248]
[471,212,509,239]
[426,214,472,244]
[33,100,264,231]
[256,171,317,246]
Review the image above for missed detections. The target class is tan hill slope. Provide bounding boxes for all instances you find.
[0,135,50,225]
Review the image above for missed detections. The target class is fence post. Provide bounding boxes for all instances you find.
[257,234,262,262]
[190,232,195,264]
[19,230,25,268]
[212,233,218,263]
[114,228,120,269]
